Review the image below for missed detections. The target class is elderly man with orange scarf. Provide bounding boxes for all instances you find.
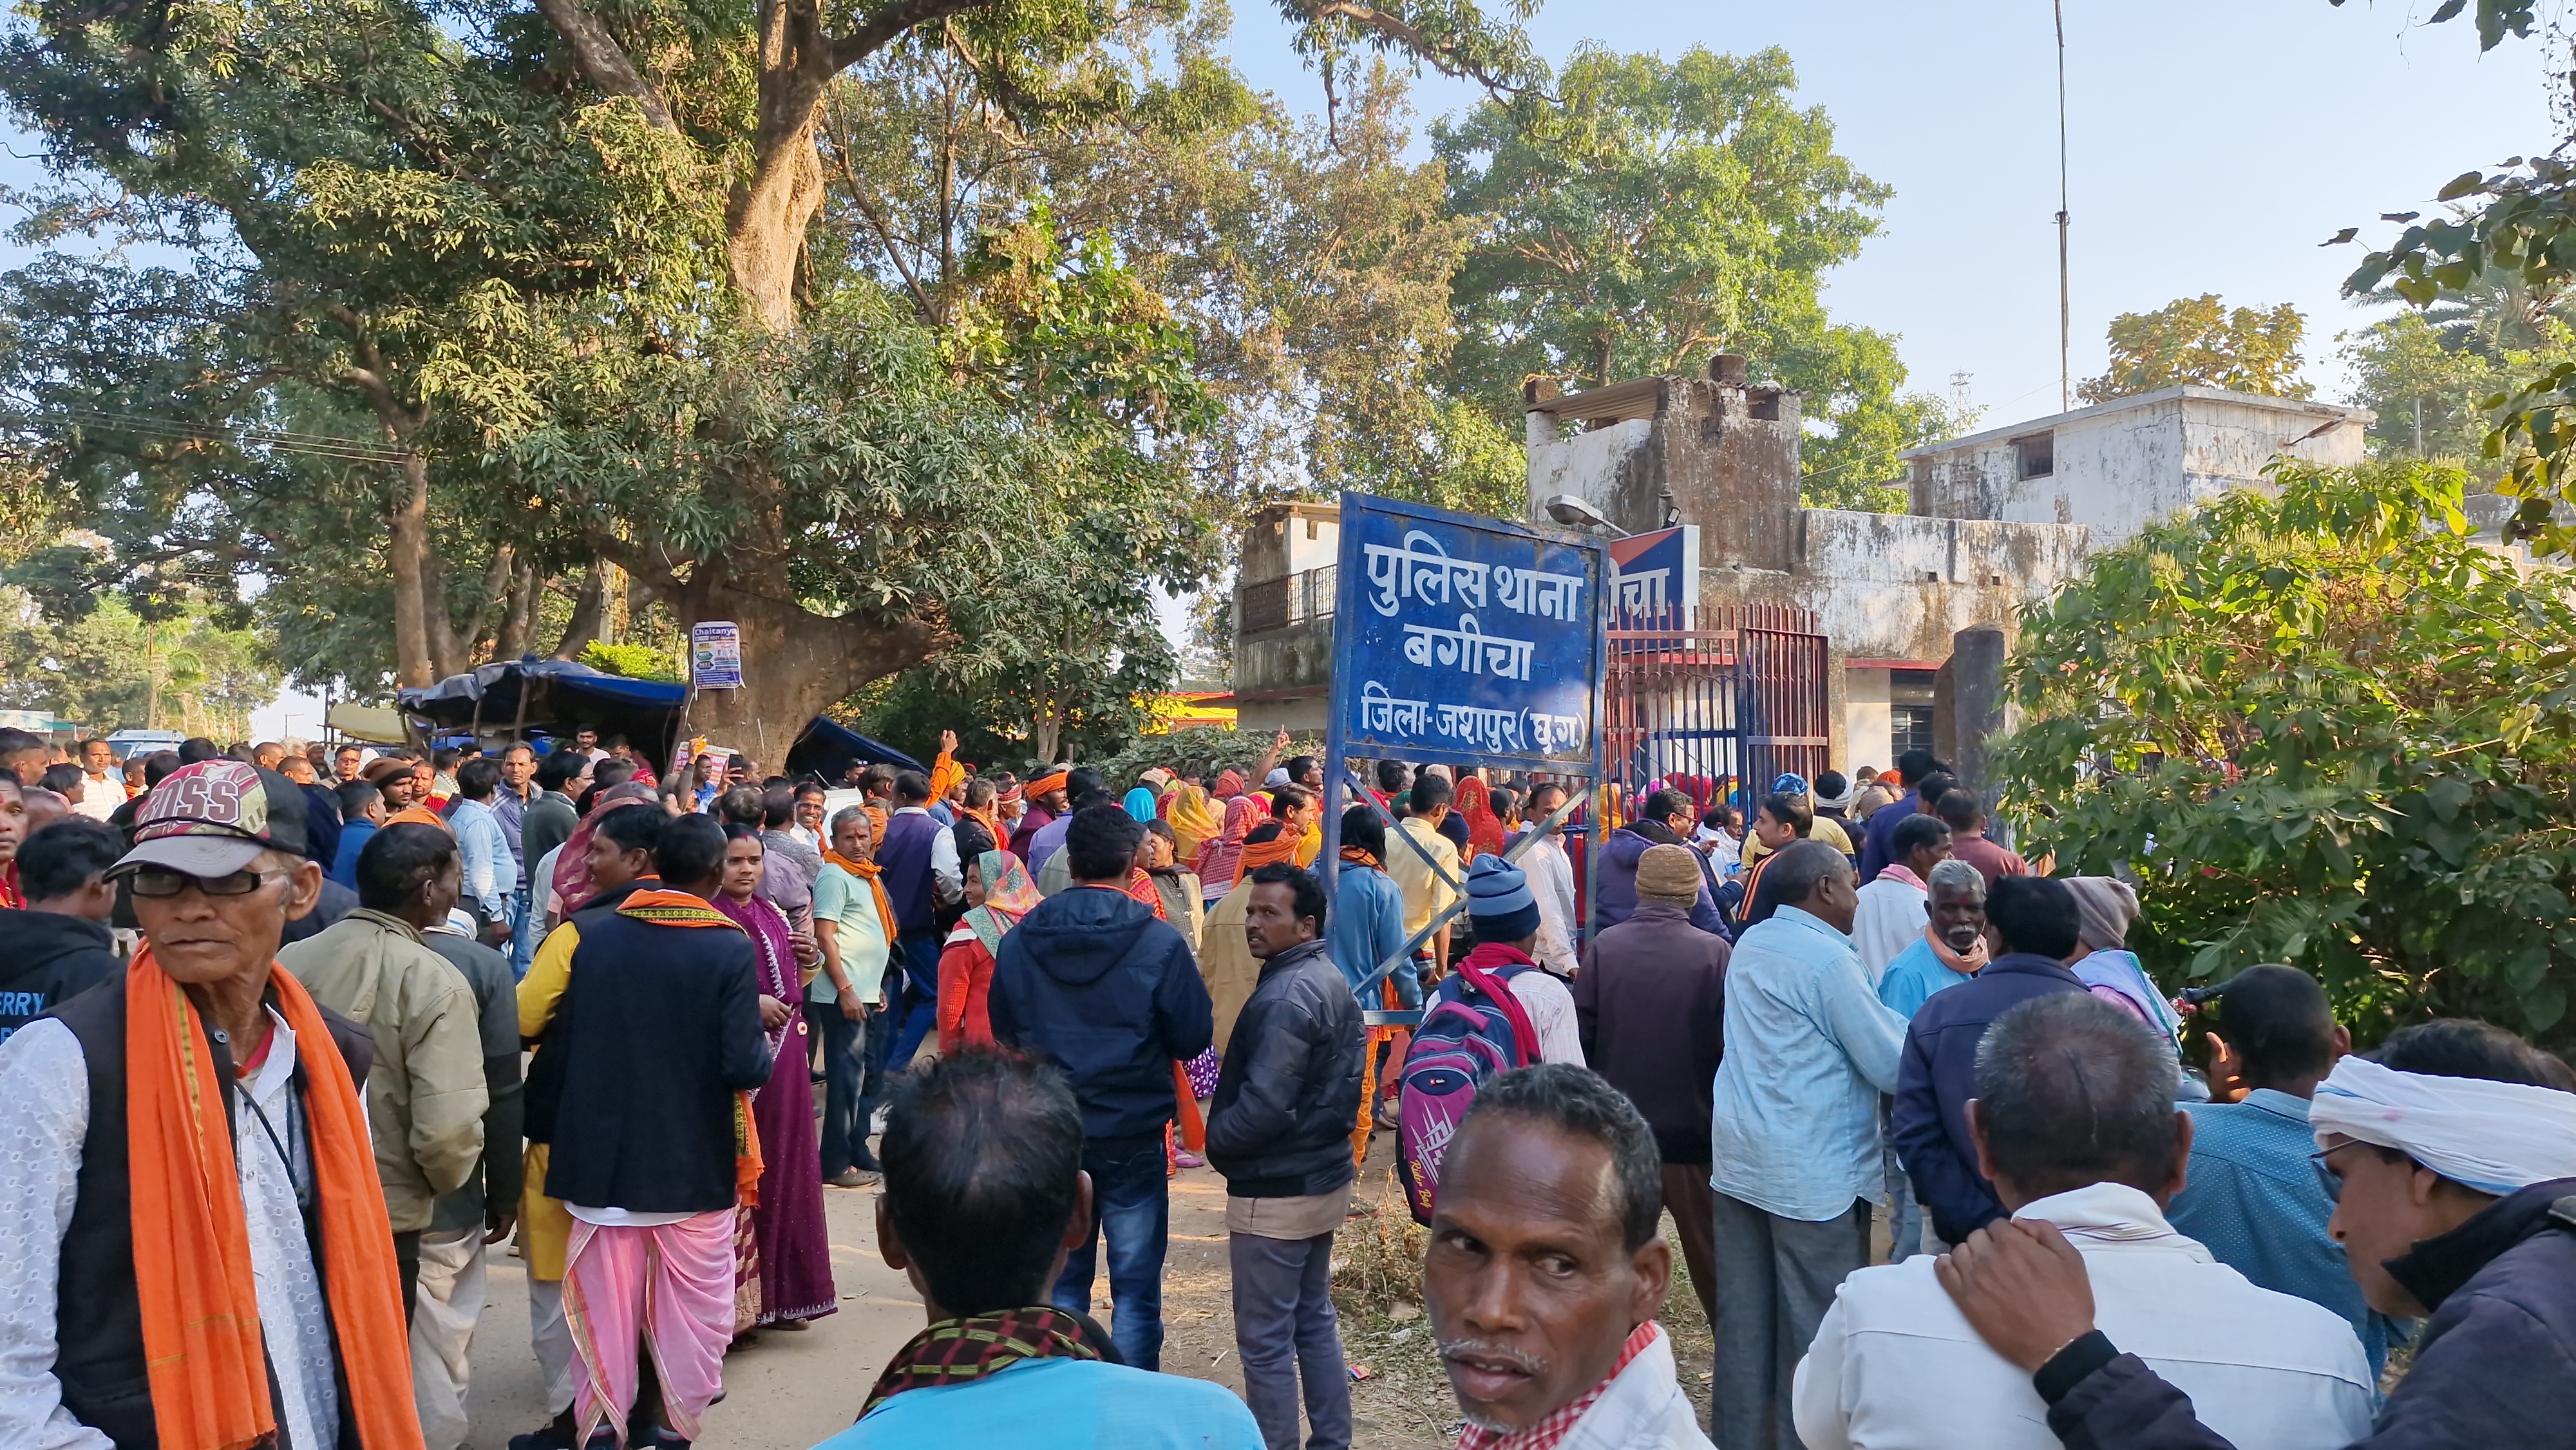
[0,760,424,1450]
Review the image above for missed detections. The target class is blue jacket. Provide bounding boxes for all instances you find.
[1595,825,1726,936]
[330,819,378,890]
[1327,864,1414,1006]
[990,885,1216,1143]
[1890,952,2087,1245]
[1857,800,1926,884]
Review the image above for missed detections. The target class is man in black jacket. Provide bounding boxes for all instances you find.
[545,814,773,1449]
[1937,1017,2576,1450]
[1892,875,2089,1247]
[1209,862,1365,1450]
[0,818,123,1042]
[990,804,1215,1371]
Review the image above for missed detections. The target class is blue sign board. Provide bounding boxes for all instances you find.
[1326,493,1605,769]
[1607,524,1700,630]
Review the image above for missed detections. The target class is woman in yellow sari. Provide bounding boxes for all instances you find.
[1167,781,1220,864]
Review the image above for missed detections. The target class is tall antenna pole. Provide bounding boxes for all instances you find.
[2055,0,2070,412]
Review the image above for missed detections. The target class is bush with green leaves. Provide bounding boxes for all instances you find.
[1991,459,2576,1048]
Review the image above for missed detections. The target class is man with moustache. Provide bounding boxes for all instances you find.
[1423,1063,1713,1449]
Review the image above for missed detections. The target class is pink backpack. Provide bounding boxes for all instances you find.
[1395,959,1541,1225]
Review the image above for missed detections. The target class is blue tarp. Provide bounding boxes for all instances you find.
[401,658,925,782]
[400,658,688,758]
[785,715,925,783]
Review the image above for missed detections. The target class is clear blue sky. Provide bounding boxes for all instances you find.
[1222,0,2553,427]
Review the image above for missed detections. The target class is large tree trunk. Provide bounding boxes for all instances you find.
[553,561,610,659]
[662,567,946,769]
[388,453,438,688]
[727,0,838,334]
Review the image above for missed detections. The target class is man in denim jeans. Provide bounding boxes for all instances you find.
[990,805,1215,1371]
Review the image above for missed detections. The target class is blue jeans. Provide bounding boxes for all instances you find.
[1053,1135,1170,1370]
[886,930,942,1071]
[810,999,889,1175]
[510,884,536,979]
[1231,1229,1350,1450]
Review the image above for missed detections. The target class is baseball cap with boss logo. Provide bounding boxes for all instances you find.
[110,760,312,879]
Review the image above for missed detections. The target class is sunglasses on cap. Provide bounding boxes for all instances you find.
[127,866,294,898]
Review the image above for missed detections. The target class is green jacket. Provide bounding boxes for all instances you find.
[279,907,489,1232]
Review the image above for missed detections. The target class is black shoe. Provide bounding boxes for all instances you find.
[508,1411,579,1450]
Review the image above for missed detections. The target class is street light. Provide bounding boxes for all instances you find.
[1544,493,1630,538]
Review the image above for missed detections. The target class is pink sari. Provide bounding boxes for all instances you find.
[713,890,838,1326]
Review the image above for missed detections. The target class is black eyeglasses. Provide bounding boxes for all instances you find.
[128,867,290,898]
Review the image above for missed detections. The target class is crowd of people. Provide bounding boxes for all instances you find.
[0,724,2571,1450]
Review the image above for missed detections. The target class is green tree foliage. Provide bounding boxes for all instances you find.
[2339,276,2576,476]
[1991,460,2576,1046]
[2079,295,2312,404]
[0,588,277,739]
[1433,45,1951,506]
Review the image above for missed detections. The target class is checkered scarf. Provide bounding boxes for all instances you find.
[860,1306,1111,1416]
[1455,1321,1662,1450]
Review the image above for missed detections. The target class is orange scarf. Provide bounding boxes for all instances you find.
[609,890,766,1205]
[1339,845,1382,871]
[1230,830,1302,887]
[126,948,421,1450]
[825,849,902,945]
[959,804,1002,845]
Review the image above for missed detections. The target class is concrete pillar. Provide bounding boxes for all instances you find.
[1949,626,2009,798]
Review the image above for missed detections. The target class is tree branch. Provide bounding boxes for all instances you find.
[1290,0,1548,102]
[531,0,680,133]
[829,0,1005,72]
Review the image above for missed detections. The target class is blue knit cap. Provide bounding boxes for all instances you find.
[1465,855,1541,943]
[1772,773,1810,796]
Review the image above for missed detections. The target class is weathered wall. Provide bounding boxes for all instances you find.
[1242,502,1342,584]
[1234,614,1334,706]
[1844,667,1893,778]
[1526,416,1660,535]
[1696,511,2090,761]
[1906,387,2373,549]
[1665,379,1803,573]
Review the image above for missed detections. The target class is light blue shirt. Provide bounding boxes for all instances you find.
[1711,905,1908,1221]
[449,797,518,921]
[1328,863,1417,1007]
[1875,934,1978,1021]
[2170,1088,2407,1377]
[817,1355,1264,1449]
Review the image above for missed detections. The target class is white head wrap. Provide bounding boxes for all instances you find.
[2309,1054,2576,1196]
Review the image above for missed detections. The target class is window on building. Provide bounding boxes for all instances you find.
[2014,431,2054,480]
[1892,704,1936,761]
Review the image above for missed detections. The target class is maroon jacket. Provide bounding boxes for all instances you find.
[1573,899,1729,1163]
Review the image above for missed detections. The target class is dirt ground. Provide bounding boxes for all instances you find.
[458,1128,1760,1450]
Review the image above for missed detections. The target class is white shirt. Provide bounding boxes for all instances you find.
[69,774,122,823]
[1848,876,1927,987]
[1791,1182,2375,1450]
[1519,833,1582,977]
[1505,966,1586,1067]
[1559,1324,1714,1450]
[0,1010,343,1450]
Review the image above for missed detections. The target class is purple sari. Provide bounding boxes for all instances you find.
[715,890,838,1325]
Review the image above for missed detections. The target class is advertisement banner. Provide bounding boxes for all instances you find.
[690,621,743,690]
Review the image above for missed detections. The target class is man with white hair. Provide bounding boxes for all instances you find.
[1937,1017,2576,1450]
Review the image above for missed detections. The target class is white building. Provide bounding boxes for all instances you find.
[1902,385,2371,547]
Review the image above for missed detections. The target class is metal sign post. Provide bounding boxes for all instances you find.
[1320,492,1611,1026]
